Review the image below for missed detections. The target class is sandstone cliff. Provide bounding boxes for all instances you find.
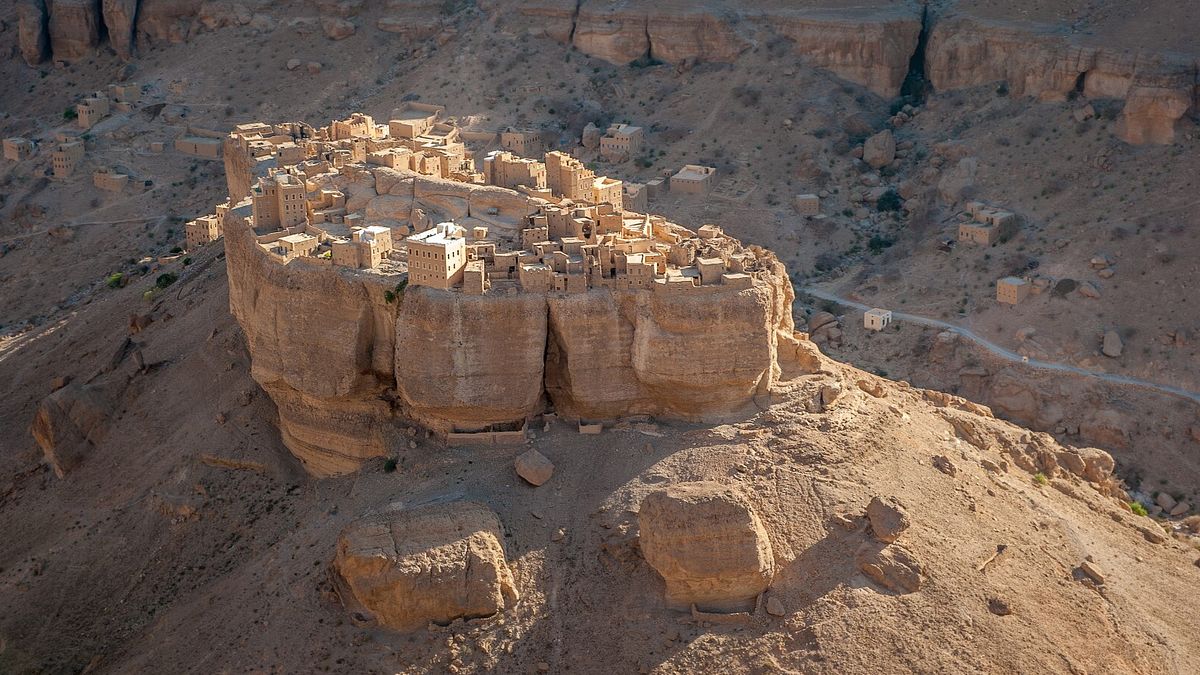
[223,166,798,473]
[102,0,139,60]
[223,205,400,477]
[47,0,103,62]
[16,0,51,65]
[926,15,1198,144]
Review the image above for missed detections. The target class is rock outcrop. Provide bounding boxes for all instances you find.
[16,0,50,65]
[638,482,775,612]
[30,383,111,478]
[47,0,103,61]
[500,2,921,96]
[333,501,519,632]
[102,0,139,59]
[224,167,796,474]
[925,15,1199,145]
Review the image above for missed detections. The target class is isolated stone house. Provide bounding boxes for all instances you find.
[3,137,35,161]
[996,277,1030,305]
[51,142,85,178]
[76,95,110,129]
[599,124,643,161]
[671,165,717,195]
[864,308,892,331]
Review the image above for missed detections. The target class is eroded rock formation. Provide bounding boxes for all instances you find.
[30,383,111,477]
[16,0,51,65]
[223,166,797,475]
[333,501,519,632]
[638,482,775,612]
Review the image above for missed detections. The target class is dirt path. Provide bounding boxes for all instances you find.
[800,286,1200,405]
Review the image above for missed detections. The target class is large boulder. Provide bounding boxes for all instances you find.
[333,501,519,632]
[30,383,110,478]
[638,482,775,612]
[862,129,896,169]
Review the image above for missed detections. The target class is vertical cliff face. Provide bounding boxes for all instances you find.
[394,290,549,432]
[102,0,139,60]
[770,11,922,97]
[222,167,800,474]
[47,0,104,61]
[925,15,1198,144]
[16,0,51,65]
[223,210,400,477]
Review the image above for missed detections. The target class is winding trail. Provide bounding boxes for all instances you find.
[799,287,1200,406]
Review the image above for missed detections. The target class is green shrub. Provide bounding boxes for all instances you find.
[868,235,895,254]
[383,457,398,473]
[155,272,178,289]
[170,246,182,254]
[106,272,125,289]
[64,107,78,120]
[1034,472,1048,485]
[1129,501,1148,517]
[876,190,903,212]
[384,290,396,304]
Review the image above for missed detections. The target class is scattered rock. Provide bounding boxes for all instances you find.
[819,383,842,407]
[863,130,896,169]
[1097,267,1115,279]
[1079,560,1105,584]
[306,61,322,75]
[638,482,775,612]
[1156,492,1177,511]
[1101,330,1123,358]
[321,16,355,40]
[856,542,923,593]
[50,375,71,391]
[1077,281,1101,299]
[932,455,958,477]
[332,501,519,632]
[1169,501,1191,517]
[514,449,554,487]
[765,596,786,616]
[1089,254,1112,269]
[866,496,910,543]
[1073,104,1095,122]
[286,58,301,70]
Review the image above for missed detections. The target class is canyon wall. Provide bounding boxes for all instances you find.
[223,169,799,475]
[926,16,1197,145]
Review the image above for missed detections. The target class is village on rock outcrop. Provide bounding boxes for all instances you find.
[202,104,763,298]
[200,103,797,474]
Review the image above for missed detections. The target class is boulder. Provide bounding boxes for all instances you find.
[1101,330,1123,358]
[581,122,600,149]
[286,57,301,70]
[321,16,354,40]
[1079,560,1105,585]
[1155,492,1177,512]
[333,501,519,632]
[862,129,896,169]
[937,157,978,204]
[806,311,837,334]
[514,449,554,486]
[30,383,110,478]
[1077,281,1100,299]
[856,542,923,593]
[638,482,775,612]
[866,496,910,543]
[17,0,50,65]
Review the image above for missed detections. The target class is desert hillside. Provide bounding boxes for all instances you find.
[1,1,1199,673]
